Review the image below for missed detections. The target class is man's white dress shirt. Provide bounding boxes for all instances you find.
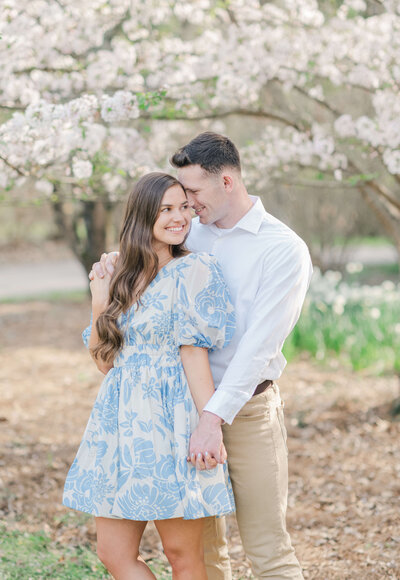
[186,196,313,425]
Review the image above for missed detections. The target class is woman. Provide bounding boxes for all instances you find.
[63,172,235,579]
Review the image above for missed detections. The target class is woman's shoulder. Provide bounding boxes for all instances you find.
[174,252,219,272]
[171,253,221,285]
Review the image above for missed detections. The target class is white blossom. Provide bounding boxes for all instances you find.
[0,0,399,203]
[34,180,54,196]
[383,149,400,175]
[72,158,93,179]
[334,115,356,138]
[100,92,140,123]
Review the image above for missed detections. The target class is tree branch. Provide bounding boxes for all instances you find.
[148,107,305,131]
[0,155,28,176]
[13,67,79,75]
[54,10,131,60]
[0,104,25,112]
[292,85,342,118]
[359,186,400,249]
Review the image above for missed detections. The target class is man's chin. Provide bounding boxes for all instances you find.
[198,214,211,225]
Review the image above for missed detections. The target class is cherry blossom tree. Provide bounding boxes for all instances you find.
[1,0,399,269]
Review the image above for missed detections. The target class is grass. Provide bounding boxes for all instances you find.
[342,262,399,285]
[335,236,394,247]
[0,290,88,304]
[0,527,108,579]
[0,527,172,579]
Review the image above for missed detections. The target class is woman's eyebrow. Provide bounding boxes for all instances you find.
[160,201,188,207]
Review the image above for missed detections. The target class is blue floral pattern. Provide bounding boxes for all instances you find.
[63,253,236,520]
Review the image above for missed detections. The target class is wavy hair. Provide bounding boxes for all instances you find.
[92,172,188,363]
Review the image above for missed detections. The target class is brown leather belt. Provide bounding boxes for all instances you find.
[253,379,273,396]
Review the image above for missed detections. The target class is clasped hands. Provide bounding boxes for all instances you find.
[186,412,227,471]
[89,252,227,471]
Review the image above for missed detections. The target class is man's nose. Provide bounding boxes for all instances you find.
[185,193,195,207]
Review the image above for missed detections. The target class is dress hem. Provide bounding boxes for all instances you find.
[62,502,235,521]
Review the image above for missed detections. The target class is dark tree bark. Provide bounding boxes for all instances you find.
[74,199,109,274]
[50,191,113,276]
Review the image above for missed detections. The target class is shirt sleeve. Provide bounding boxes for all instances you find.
[203,240,313,424]
[175,254,235,351]
[82,313,93,349]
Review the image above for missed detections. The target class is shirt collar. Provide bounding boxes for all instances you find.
[208,196,266,236]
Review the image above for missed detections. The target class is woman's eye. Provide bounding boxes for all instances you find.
[161,208,169,213]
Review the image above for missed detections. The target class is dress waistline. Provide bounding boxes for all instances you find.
[113,345,180,367]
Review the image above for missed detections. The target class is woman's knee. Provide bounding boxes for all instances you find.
[164,542,203,572]
[96,541,115,569]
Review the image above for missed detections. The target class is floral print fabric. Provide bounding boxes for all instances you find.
[63,253,236,520]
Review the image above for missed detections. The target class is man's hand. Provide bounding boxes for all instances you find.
[89,252,119,280]
[188,411,226,470]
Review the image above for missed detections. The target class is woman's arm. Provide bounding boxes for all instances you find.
[88,271,114,375]
[180,345,227,469]
[179,345,215,414]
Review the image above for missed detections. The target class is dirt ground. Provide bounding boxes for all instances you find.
[0,298,399,579]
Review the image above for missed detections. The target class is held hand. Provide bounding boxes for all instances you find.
[89,252,119,280]
[189,445,226,471]
[188,411,225,469]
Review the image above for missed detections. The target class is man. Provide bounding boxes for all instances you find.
[93,132,312,579]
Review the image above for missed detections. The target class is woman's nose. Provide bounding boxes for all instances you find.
[172,210,184,222]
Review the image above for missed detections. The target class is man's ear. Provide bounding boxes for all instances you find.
[222,173,234,193]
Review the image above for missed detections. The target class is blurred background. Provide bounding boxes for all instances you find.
[1,1,399,578]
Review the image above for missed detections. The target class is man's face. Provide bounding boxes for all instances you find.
[177,164,230,226]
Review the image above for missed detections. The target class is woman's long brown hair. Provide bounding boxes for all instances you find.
[91,172,188,363]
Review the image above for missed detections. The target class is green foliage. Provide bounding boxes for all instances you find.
[137,89,167,111]
[346,172,379,186]
[284,286,400,373]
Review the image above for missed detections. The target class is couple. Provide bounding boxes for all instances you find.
[63,132,312,579]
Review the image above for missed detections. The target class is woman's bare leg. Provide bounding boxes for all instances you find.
[95,517,155,580]
[155,517,207,580]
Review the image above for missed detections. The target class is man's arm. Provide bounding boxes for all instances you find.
[190,240,312,460]
[206,240,312,424]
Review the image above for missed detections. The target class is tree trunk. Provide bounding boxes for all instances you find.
[51,194,111,275]
[76,200,109,274]
[360,186,400,272]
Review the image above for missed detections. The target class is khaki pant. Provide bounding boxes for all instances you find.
[204,385,303,580]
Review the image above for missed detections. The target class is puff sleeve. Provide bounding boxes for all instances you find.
[174,253,235,351]
[82,313,92,348]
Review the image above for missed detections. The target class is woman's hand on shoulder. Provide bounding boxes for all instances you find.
[89,252,119,280]
[90,268,112,310]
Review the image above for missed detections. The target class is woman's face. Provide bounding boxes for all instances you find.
[152,184,191,252]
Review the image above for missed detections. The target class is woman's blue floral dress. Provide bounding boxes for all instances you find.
[63,253,236,520]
